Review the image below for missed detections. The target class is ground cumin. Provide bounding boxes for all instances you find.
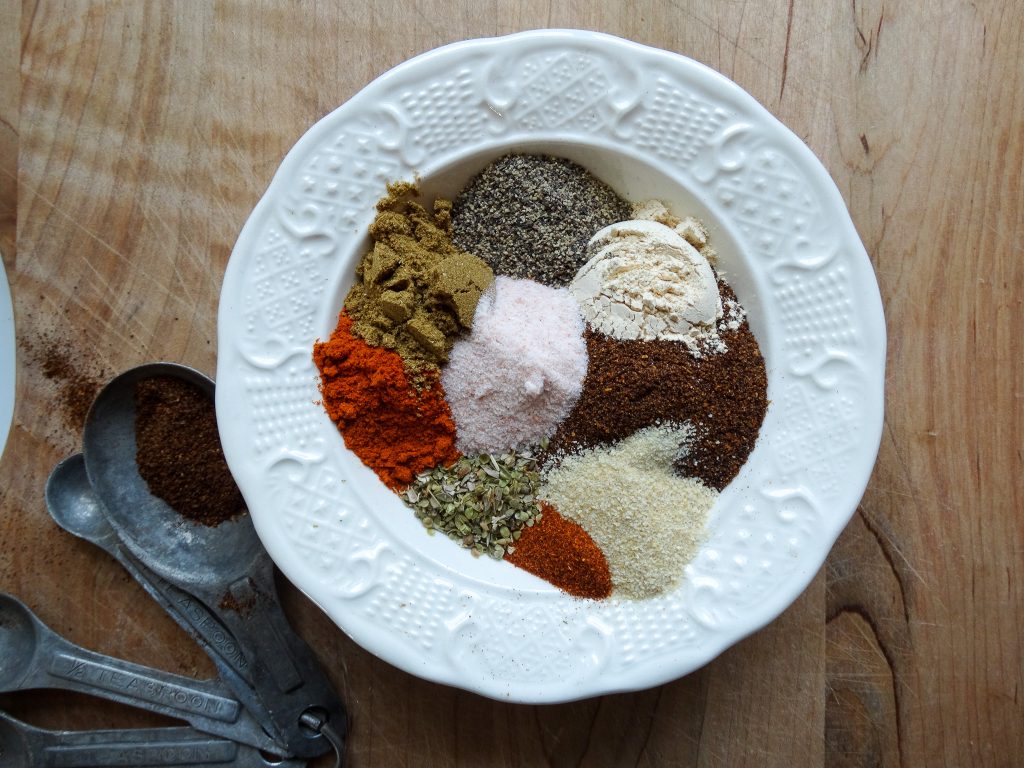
[506,503,612,599]
[548,282,768,491]
[135,376,246,526]
[344,183,493,376]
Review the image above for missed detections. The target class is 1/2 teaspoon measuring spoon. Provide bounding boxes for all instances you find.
[44,453,287,756]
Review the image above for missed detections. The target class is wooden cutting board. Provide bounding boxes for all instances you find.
[1,2,1021,766]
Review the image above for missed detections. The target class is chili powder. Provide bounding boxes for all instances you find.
[548,282,768,491]
[313,312,459,490]
[135,376,246,526]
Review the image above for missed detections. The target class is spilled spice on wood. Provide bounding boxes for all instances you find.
[20,331,107,433]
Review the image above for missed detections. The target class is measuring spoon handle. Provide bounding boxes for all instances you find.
[113,548,286,750]
[44,455,285,754]
[194,567,347,760]
[1,712,303,768]
[25,629,278,755]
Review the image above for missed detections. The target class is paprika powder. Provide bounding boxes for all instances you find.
[313,312,459,490]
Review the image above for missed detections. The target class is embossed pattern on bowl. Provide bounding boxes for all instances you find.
[216,30,885,703]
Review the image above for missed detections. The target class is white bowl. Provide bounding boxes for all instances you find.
[217,30,885,703]
[0,253,14,460]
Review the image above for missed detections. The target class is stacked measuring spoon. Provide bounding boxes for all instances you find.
[1,363,347,768]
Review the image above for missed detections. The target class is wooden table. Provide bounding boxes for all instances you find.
[2,2,1021,766]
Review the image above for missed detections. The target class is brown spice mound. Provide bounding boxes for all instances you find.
[506,503,612,599]
[135,376,246,526]
[548,283,768,491]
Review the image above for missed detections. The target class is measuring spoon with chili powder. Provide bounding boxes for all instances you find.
[82,363,346,762]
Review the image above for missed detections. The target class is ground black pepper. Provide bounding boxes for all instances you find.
[548,282,768,491]
[451,154,632,287]
[134,376,246,526]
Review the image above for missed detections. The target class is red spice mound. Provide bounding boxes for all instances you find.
[507,503,612,599]
[313,312,459,490]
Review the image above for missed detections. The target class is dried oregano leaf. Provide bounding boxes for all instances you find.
[403,448,543,559]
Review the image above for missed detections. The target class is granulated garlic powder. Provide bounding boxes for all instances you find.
[541,423,717,599]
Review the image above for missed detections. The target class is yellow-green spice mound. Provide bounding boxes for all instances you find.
[345,183,494,374]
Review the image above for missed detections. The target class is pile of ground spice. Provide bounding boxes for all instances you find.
[541,424,715,599]
[547,282,767,491]
[315,167,771,601]
[135,376,246,526]
[314,312,459,490]
[403,449,542,559]
[344,182,493,376]
[506,503,612,599]
[451,154,632,287]
[442,277,588,454]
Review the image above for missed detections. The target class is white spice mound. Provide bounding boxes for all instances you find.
[569,218,724,354]
[632,199,720,266]
[631,199,709,249]
[540,424,718,599]
[442,276,588,454]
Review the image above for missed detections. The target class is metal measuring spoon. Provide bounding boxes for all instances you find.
[45,454,287,756]
[82,363,346,761]
[0,710,304,768]
[0,594,278,755]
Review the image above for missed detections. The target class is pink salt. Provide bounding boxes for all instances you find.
[442,277,588,454]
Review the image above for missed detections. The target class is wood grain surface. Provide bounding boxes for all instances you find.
[1,1,1021,766]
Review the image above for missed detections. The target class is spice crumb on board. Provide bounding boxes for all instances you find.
[219,590,256,616]
[20,331,108,434]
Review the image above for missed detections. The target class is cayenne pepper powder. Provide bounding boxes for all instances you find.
[135,376,246,526]
[313,312,459,490]
[506,503,612,599]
